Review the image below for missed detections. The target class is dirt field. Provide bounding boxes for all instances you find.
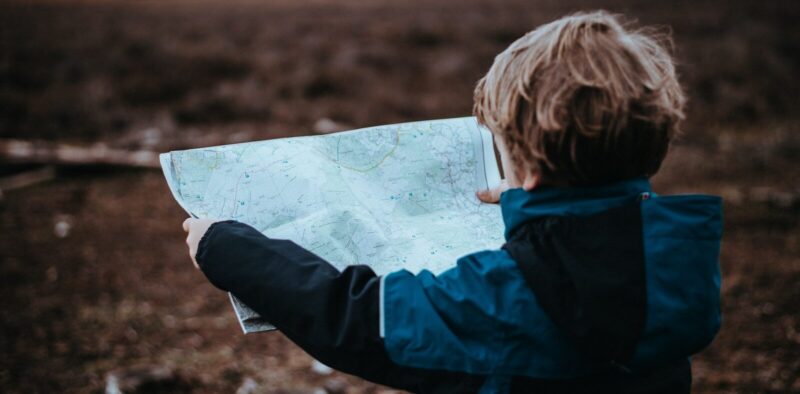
[1,0,799,392]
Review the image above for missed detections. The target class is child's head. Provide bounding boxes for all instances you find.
[474,11,686,188]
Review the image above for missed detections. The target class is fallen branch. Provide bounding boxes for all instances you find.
[0,139,160,169]
[0,166,56,196]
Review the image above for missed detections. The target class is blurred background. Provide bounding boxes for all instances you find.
[1,0,798,392]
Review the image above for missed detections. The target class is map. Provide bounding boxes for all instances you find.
[161,117,505,333]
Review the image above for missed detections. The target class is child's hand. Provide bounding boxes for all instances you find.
[476,180,509,204]
[182,218,217,269]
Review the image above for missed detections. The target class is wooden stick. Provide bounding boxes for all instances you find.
[0,166,56,194]
[0,139,160,169]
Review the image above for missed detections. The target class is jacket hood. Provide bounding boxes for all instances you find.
[500,177,723,369]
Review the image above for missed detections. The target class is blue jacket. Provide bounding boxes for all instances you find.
[196,178,722,393]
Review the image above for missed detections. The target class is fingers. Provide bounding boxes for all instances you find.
[476,180,509,204]
[185,226,200,269]
[183,218,198,268]
[476,188,500,204]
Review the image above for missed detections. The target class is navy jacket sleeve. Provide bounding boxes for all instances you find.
[195,220,485,393]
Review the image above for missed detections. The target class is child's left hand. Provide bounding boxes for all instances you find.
[182,218,218,269]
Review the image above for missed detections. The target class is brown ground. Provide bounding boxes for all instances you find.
[1,0,799,392]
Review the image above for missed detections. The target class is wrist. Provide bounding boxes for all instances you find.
[195,220,237,268]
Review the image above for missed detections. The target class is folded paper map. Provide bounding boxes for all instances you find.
[160,117,505,333]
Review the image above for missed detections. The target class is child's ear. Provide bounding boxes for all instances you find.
[522,173,540,191]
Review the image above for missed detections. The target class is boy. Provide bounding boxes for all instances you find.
[183,11,721,393]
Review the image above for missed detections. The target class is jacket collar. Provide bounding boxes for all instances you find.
[499,177,652,240]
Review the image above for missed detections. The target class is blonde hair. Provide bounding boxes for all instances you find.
[474,11,686,185]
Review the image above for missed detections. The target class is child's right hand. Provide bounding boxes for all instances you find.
[476,180,509,204]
